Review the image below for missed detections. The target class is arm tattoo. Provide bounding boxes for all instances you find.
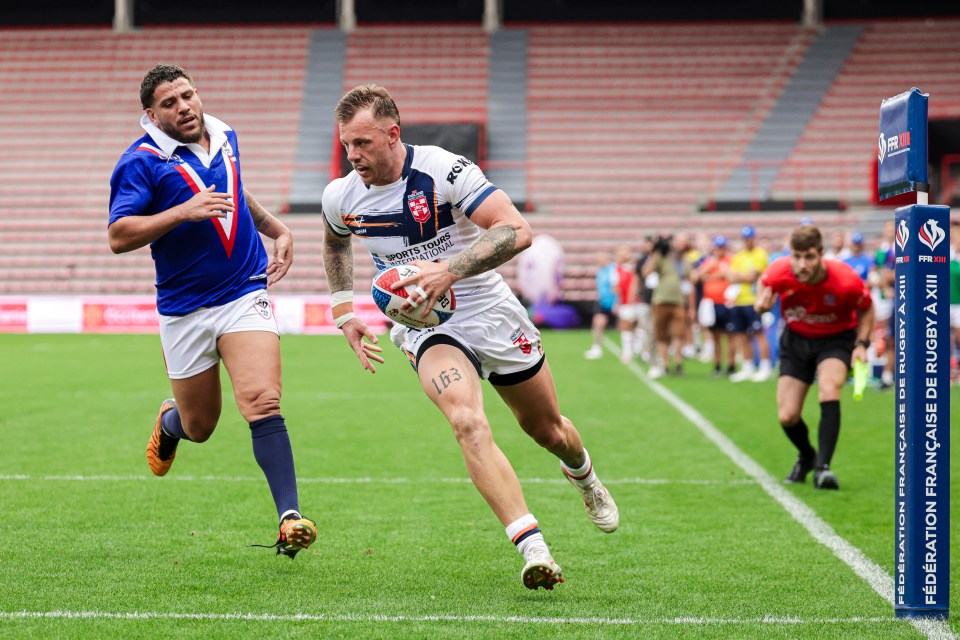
[244,189,277,235]
[323,227,355,292]
[448,225,518,279]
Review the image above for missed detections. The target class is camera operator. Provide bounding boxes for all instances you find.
[641,234,692,378]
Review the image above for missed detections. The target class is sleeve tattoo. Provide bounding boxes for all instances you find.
[448,225,519,279]
[323,227,355,292]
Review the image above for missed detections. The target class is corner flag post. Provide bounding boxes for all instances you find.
[880,88,950,620]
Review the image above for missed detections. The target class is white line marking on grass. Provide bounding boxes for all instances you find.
[0,610,903,627]
[0,475,755,486]
[604,338,956,640]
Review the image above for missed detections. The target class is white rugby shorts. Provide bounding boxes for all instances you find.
[392,295,544,383]
[159,289,278,379]
[617,303,641,322]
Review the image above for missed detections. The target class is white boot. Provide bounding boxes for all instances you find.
[729,361,755,382]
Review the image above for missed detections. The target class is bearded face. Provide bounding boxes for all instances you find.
[146,77,206,145]
[790,247,824,283]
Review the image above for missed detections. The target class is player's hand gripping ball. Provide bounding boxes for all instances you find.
[371,264,456,329]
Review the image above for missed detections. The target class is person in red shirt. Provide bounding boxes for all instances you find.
[694,235,735,376]
[613,245,639,363]
[755,225,874,490]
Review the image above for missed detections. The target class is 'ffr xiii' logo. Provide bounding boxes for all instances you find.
[895,220,909,252]
[919,219,945,252]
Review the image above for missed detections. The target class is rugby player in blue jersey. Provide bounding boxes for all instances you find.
[108,64,315,558]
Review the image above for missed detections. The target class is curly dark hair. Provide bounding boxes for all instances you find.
[140,64,193,109]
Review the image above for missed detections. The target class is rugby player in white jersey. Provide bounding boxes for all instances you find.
[321,85,619,590]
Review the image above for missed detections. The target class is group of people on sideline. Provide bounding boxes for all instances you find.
[586,219,960,491]
[586,219,960,391]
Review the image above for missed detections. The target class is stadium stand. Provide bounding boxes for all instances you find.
[0,26,311,295]
[1,20,957,301]
[341,25,489,122]
[770,18,960,204]
[519,23,823,297]
[716,25,863,204]
[274,24,494,294]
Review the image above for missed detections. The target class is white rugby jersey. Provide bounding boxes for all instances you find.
[322,144,514,318]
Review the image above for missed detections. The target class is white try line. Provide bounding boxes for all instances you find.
[0,474,755,486]
[604,338,955,640]
[0,610,902,627]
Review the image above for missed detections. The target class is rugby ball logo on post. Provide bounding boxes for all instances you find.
[371,264,456,329]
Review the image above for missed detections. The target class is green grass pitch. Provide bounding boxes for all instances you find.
[0,331,957,639]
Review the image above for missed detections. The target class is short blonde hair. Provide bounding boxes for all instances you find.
[335,84,400,125]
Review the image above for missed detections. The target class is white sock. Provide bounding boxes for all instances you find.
[758,359,771,371]
[621,331,634,358]
[505,514,547,559]
[279,509,301,522]
[561,450,596,487]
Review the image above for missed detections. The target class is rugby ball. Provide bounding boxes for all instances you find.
[371,264,456,329]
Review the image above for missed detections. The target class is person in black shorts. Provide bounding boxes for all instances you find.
[755,225,874,490]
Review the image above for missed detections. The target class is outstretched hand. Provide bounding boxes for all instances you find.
[341,317,384,373]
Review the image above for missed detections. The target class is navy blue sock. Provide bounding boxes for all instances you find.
[161,405,191,441]
[249,415,300,519]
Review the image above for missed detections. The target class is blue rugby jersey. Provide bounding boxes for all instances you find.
[109,114,267,316]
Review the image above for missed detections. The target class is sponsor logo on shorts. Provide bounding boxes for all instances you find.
[408,327,434,347]
[510,329,534,355]
[253,295,272,319]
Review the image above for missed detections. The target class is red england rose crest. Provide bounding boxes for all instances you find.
[511,329,533,355]
[407,190,431,223]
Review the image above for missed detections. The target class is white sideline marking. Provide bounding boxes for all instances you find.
[604,338,955,640]
[0,610,901,626]
[0,475,754,486]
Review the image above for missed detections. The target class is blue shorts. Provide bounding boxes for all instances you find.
[592,300,616,324]
[728,305,762,335]
[710,303,731,331]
